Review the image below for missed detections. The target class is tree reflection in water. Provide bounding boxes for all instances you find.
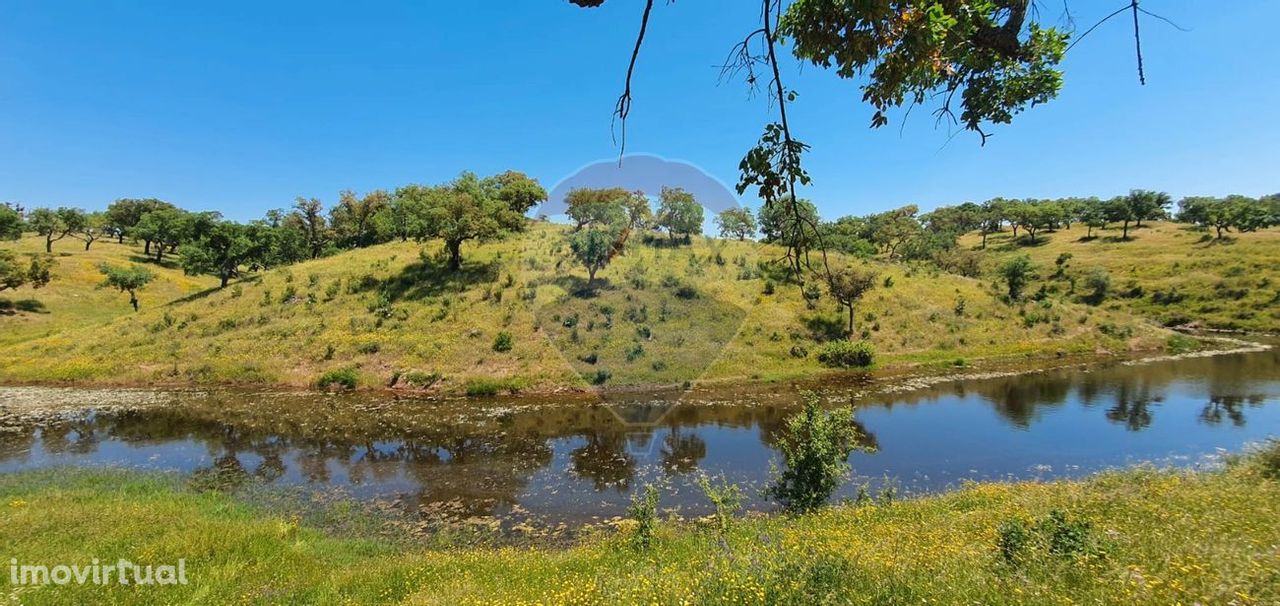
[0,342,1274,526]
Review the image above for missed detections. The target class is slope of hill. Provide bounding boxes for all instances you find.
[961,222,1280,332]
[0,235,216,346]
[0,223,1174,392]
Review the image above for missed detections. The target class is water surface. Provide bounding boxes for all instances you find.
[1,344,1276,528]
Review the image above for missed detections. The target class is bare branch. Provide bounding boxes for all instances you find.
[611,0,656,160]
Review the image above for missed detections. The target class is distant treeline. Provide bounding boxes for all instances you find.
[3,186,1277,289]
[0,171,547,287]
[723,191,1280,277]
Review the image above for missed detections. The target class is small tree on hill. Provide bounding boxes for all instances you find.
[1078,201,1107,239]
[998,255,1036,300]
[72,212,107,250]
[28,207,85,253]
[180,221,266,288]
[0,205,23,240]
[715,207,757,240]
[0,250,53,292]
[656,187,703,244]
[1102,196,1135,240]
[1126,189,1171,229]
[569,227,618,289]
[98,263,154,311]
[826,265,877,337]
[288,198,330,259]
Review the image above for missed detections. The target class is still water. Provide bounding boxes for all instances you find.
[1,344,1277,527]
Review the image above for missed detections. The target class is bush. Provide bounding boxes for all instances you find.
[465,378,502,397]
[402,371,441,388]
[1082,268,1111,304]
[996,509,1105,568]
[627,484,660,550]
[1165,333,1199,355]
[1256,438,1280,480]
[315,368,358,391]
[696,474,744,535]
[492,331,514,352]
[766,392,871,514]
[815,340,876,369]
[591,368,612,385]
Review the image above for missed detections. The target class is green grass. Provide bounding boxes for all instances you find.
[2,443,1278,605]
[0,235,215,346]
[962,221,1280,332]
[0,223,1179,392]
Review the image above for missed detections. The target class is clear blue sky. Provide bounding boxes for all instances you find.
[1,1,1276,222]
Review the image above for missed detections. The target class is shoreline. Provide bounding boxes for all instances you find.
[0,332,1271,409]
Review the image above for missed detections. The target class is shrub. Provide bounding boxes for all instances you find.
[1082,268,1111,304]
[465,378,502,397]
[492,331,514,352]
[996,509,1105,567]
[815,340,876,369]
[1252,438,1280,480]
[997,518,1032,566]
[356,341,380,354]
[766,392,871,514]
[315,368,358,391]
[997,255,1036,300]
[696,474,744,535]
[627,484,660,550]
[402,371,441,388]
[674,285,698,299]
[1165,333,1199,355]
[591,368,611,385]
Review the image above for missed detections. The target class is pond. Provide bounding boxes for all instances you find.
[1,342,1277,530]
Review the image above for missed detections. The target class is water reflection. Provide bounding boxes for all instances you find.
[1,344,1276,525]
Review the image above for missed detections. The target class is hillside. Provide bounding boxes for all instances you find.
[0,235,215,346]
[961,221,1280,332]
[0,223,1176,392]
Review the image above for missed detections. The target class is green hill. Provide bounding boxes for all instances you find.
[0,223,1179,392]
[960,221,1280,332]
[0,235,215,346]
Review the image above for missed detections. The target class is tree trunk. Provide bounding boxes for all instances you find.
[220,273,230,288]
[129,292,139,312]
[84,239,92,251]
[1122,221,1130,240]
[587,267,597,288]
[446,240,462,271]
[117,234,125,244]
[846,304,855,337]
[145,240,152,254]
[981,231,988,249]
[45,236,53,253]
[156,246,164,262]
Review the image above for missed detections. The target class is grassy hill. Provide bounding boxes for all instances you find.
[0,223,1178,392]
[0,235,215,346]
[961,221,1280,332]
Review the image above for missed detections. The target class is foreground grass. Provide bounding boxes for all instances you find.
[2,450,1278,605]
[963,222,1280,332]
[0,223,1168,392]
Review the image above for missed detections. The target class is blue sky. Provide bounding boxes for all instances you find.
[1,1,1276,222]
